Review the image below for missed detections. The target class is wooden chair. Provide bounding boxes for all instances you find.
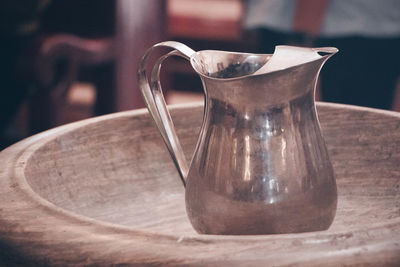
[30,0,165,133]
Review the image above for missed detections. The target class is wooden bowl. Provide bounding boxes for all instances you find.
[0,102,399,266]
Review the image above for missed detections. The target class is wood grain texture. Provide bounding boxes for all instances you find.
[0,102,399,266]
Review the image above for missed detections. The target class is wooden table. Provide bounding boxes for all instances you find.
[0,102,399,266]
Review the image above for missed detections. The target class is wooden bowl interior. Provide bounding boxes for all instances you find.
[23,105,400,237]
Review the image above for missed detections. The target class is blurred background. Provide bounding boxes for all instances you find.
[1,0,399,149]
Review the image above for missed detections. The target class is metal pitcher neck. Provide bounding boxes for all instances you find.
[200,57,327,107]
[190,46,337,107]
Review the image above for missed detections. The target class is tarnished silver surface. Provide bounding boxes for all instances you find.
[138,41,338,235]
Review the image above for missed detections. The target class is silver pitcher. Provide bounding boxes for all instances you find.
[138,41,338,235]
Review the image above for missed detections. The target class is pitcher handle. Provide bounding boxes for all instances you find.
[137,41,196,187]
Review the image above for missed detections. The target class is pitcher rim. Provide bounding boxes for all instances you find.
[189,46,338,82]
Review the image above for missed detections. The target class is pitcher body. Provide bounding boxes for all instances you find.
[186,62,337,234]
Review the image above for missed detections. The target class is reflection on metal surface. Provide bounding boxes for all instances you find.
[138,41,338,235]
[244,135,251,181]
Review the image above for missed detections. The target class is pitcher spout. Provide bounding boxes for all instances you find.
[253,45,338,76]
[245,45,339,106]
